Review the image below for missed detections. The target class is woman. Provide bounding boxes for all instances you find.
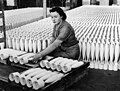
[30,6,80,62]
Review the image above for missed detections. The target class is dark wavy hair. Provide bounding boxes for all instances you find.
[49,6,67,21]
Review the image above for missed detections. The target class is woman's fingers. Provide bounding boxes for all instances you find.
[30,54,42,64]
[33,59,39,64]
[28,55,35,60]
[26,53,43,64]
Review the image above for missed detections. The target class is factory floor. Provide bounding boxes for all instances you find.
[66,68,120,91]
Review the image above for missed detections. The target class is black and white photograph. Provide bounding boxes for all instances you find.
[0,0,120,91]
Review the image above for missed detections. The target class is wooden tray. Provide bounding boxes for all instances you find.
[8,62,90,91]
[7,56,54,69]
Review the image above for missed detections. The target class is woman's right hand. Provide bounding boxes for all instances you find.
[28,53,42,64]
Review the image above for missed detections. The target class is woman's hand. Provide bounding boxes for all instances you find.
[28,53,42,64]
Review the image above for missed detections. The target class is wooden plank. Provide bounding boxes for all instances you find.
[0,26,3,32]
[0,74,8,82]
[0,37,5,43]
[0,0,6,48]
[0,13,3,18]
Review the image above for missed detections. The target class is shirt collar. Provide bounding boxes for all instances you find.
[54,20,64,30]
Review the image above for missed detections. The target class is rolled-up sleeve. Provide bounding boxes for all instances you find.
[57,26,70,41]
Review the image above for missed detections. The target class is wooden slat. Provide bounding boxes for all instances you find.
[0,13,3,18]
[0,37,5,43]
[0,0,6,48]
[0,0,6,47]
[0,26,3,32]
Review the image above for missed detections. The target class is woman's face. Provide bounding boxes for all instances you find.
[50,11,62,25]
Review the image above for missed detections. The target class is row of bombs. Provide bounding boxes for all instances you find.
[5,24,119,54]
[6,37,52,53]
[0,42,4,50]
[4,9,120,52]
[67,7,120,24]
[87,59,120,71]
[0,49,28,62]
[68,14,120,25]
[0,43,119,72]
[6,25,53,40]
[7,10,120,43]
[39,57,84,73]
[3,8,51,30]
[9,52,84,73]
[4,6,120,40]
[9,68,64,90]
[4,6,120,35]
[0,48,36,64]
[76,5,120,15]
[77,25,120,62]
[9,52,35,65]
[5,16,120,44]
[75,25,120,42]
[75,25,120,41]
[5,20,53,47]
[8,11,120,52]
[5,15,53,37]
[0,48,84,71]
[79,39,120,61]
[79,40,120,71]
[4,23,88,53]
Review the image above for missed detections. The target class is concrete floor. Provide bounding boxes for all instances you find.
[66,68,120,91]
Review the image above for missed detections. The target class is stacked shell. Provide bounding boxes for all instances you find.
[9,68,64,90]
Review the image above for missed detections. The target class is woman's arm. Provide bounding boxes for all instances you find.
[50,36,55,43]
[38,39,62,57]
[40,26,69,57]
[30,26,69,61]
[28,39,62,63]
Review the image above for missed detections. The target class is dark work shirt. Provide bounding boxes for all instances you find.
[52,20,78,48]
